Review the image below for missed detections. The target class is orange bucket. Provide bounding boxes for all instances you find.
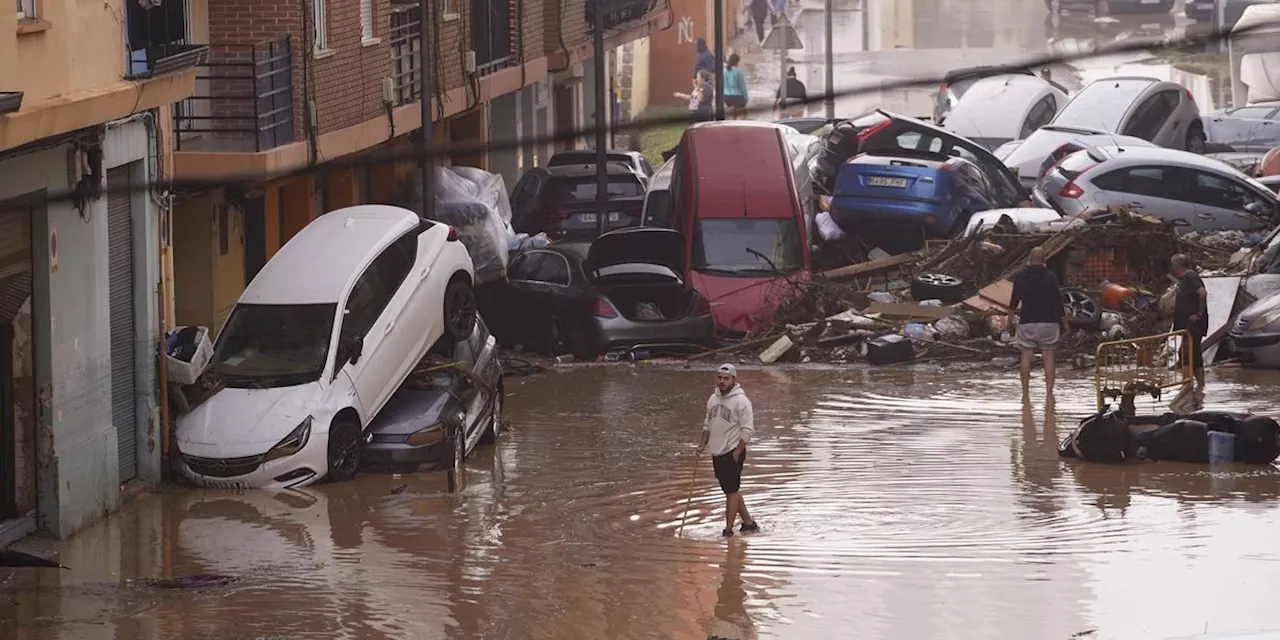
[1100,282,1137,310]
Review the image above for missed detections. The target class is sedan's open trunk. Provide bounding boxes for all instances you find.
[600,284,695,321]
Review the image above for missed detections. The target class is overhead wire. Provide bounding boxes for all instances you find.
[14,18,1277,207]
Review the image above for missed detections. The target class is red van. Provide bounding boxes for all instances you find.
[669,121,813,336]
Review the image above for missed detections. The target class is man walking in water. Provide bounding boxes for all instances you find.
[699,364,759,537]
[1008,246,1068,401]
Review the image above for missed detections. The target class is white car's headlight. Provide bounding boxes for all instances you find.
[265,417,312,461]
[1250,308,1280,331]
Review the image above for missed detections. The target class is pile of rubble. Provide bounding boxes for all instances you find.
[705,207,1263,367]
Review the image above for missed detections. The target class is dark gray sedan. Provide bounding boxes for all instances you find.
[362,318,503,473]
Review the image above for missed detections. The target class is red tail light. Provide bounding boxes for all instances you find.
[1186,89,1196,103]
[592,297,618,318]
[923,213,938,225]
[548,208,573,221]
[938,82,948,93]
[696,295,711,316]
[940,159,957,170]
[1058,182,1084,198]
[446,226,459,241]
[856,118,893,141]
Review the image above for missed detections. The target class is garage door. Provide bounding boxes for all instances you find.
[107,166,137,482]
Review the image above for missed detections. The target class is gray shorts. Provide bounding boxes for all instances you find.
[1017,322,1061,351]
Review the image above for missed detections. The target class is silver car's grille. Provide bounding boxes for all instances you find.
[183,454,264,478]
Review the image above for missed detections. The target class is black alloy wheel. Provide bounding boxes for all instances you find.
[444,278,478,341]
[327,419,362,482]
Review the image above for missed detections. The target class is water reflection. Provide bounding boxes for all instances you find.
[3,366,1280,639]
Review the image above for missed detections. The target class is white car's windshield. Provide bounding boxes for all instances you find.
[692,218,804,276]
[210,303,338,388]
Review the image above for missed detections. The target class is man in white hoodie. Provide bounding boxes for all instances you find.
[699,364,759,537]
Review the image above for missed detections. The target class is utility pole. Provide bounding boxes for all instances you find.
[824,0,834,118]
[593,0,609,237]
[860,0,870,53]
[714,0,725,120]
[418,0,436,222]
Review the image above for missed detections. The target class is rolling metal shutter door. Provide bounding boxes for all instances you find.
[0,209,32,324]
[107,166,138,482]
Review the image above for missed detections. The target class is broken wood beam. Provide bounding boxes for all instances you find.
[821,249,931,281]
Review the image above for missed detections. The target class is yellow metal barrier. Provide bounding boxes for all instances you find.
[1094,329,1195,411]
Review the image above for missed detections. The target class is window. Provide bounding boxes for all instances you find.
[339,234,417,344]
[1021,96,1058,139]
[640,157,655,176]
[531,253,571,285]
[312,0,328,51]
[1227,107,1278,120]
[895,131,944,154]
[360,0,373,41]
[1122,91,1179,141]
[692,218,804,276]
[16,0,34,19]
[1093,166,1176,199]
[546,176,644,203]
[1190,171,1268,210]
[509,252,544,281]
[210,303,338,388]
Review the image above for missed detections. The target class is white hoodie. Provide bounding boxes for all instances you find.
[703,384,754,457]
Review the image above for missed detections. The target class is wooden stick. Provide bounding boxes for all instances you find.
[686,334,780,360]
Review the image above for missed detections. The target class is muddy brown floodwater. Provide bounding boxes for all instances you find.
[4,365,1280,640]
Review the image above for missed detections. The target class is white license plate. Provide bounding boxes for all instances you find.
[868,176,909,188]
[579,212,621,223]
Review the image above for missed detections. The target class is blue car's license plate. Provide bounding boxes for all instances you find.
[868,176,908,188]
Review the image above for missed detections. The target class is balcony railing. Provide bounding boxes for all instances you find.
[123,0,208,79]
[174,38,295,153]
[472,0,519,75]
[390,4,422,107]
[585,0,657,33]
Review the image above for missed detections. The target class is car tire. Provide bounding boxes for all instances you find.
[1185,124,1207,154]
[449,425,467,471]
[911,272,966,305]
[1062,288,1102,328]
[443,277,478,342]
[326,417,362,483]
[554,319,598,362]
[480,382,503,445]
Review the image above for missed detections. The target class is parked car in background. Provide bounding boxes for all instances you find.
[641,157,675,228]
[1206,151,1266,176]
[546,149,655,182]
[484,228,715,360]
[847,110,1028,206]
[509,164,646,240]
[995,125,1158,188]
[175,206,478,490]
[1186,0,1274,25]
[933,65,1065,124]
[1229,289,1280,368]
[1204,105,1280,153]
[1047,76,1207,152]
[830,151,1002,248]
[670,121,814,335]
[1033,145,1280,231]
[363,318,503,473]
[942,74,1068,150]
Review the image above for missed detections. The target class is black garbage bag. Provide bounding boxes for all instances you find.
[1134,419,1211,463]
[1233,415,1280,464]
[1060,411,1135,463]
[812,120,861,196]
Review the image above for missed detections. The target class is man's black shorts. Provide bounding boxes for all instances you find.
[1181,332,1205,369]
[712,449,746,494]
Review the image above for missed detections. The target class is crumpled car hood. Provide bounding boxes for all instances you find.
[176,382,323,457]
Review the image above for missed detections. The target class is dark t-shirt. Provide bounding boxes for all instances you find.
[1173,270,1208,337]
[1009,265,1065,324]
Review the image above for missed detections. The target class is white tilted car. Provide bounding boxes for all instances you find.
[176,205,477,489]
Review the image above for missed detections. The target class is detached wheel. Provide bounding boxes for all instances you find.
[443,277,477,341]
[326,418,362,482]
[1062,288,1102,328]
[480,382,503,445]
[1186,124,1207,154]
[911,272,966,304]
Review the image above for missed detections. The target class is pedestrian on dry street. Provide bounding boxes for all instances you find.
[1170,253,1208,397]
[1008,246,1068,402]
[698,364,759,538]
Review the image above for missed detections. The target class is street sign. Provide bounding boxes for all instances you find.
[762,15,803,50]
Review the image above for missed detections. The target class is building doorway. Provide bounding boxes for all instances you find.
[0,203,36,523]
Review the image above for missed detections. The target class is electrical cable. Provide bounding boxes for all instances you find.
[9,19,1274,208]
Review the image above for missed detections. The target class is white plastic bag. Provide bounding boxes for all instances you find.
[816,211,846,241]
[166,326,213,386]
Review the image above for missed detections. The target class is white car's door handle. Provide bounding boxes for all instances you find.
[419,266,430,281]
[1128,202,1144,208]
[384,320,395,334]
[1197,212,1215,219]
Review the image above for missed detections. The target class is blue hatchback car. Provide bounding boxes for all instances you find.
[830,151,1001,246]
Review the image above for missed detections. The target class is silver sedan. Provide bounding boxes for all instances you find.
[1032,145,1280,232]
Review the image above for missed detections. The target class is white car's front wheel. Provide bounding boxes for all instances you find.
[327,418,362,482]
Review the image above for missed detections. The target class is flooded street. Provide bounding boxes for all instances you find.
[5,365,1280,639]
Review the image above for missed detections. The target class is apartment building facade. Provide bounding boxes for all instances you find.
[1,0,204,541]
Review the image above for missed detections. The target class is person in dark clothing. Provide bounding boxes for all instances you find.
[1171,253,1209,395]
[664,70,716,160]
[750,0,770,44]
[1007,246,1068,401]
[693,38,715,78]
[774,67,807,118]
